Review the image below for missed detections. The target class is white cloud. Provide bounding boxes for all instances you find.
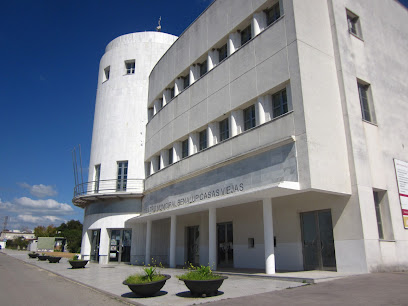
[0,197,73,215]
[17,215,64,224]
[19,183,58,198]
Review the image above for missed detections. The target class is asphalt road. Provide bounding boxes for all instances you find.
[0,253,136,306]
[204,271,408,306]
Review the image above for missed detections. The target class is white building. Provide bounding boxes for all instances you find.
[74,0,408,273]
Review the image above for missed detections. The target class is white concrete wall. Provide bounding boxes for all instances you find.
[88,32,177,190]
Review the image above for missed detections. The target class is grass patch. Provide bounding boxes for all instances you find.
[125,274,167,284]
[177,264,223,281]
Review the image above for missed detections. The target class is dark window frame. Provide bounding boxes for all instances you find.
[272,88,288,118]
[219,118,230,142]
[243,105,256,131]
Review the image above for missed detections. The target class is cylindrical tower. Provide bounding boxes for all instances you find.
[74,31,177,264]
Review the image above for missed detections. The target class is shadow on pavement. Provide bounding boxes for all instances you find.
[121,291,168,298]
[176,291,224,298]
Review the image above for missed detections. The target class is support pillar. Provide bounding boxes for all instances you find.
[170,215,177,268]
[145,220,152,265]
[209,207,217,270]
[263,198,275,274]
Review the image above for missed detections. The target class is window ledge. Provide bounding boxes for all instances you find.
[362,119,378,127]
[379,239,396,243]
[349,31,364,42]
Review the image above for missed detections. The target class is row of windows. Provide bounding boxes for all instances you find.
[148,1,282,120]
[147,87,288,176]
[103,60,136,82]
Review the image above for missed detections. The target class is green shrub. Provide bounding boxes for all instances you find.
[124,260,166,284]
[177,264,222,281]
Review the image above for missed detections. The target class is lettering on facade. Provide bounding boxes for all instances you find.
[147,183,244,214]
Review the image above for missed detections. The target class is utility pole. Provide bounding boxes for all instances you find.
[2,216,9,232]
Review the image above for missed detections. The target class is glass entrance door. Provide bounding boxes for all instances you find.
[301,210,336,271]
[90,229,100,262]
[186,226,200,266]
[109,229,132,263]
[217,222,233,268]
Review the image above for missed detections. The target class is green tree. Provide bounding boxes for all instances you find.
[57,220,83,253]
[6,236,29,249]
[34,224,57,237]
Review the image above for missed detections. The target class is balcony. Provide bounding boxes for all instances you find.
[72,178,144,207]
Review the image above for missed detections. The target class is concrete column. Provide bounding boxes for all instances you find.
[160,149,169,168]
[163,89,171,105]
[99,228,109,265]
[264,94,273,122]
[170,215,177,268]
[228,32,241,56]
[189,133,198,155]
[263,198,275,274]
[81,230,91,261]
[145,220,152,265]
[200,212,209,265]
[175,78,184,96]
[252,11,267,38]
[173,142,182,162]
[190,65,200,85]
[153,99,162,114]
[230,110,243,137]
[209,207,217,270]
[256,96,266,126]
[208,122,219,146]
[208,49,219,71]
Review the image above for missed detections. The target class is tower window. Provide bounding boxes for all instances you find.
[125,60,135,74]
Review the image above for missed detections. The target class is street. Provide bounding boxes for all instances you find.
[0,253,133,306]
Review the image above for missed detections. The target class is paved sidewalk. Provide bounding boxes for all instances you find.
[1,249,358,306]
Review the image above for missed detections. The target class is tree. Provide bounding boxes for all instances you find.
[34,224,57,238]
[57,220,83,253]
[6,236,29,249]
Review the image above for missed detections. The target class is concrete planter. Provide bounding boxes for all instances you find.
[180,276,228,297]
[69,260,88,269]
[37,255,49,261]
[123,274,171,297]
[28,253,39,259]
[48,256,62,263]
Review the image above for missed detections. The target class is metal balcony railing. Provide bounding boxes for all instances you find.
[73,178,144,198]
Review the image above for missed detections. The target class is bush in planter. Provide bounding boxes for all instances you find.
[177,264,228,297]
[69,254,88,268]
[123,263,171,297]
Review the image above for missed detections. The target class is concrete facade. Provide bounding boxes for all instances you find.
[74,0,408,273]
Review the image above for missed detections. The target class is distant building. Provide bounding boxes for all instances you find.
[0,231,35,241]
[74,0,408,273]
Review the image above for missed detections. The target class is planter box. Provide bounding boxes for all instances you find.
[69,260,88,269]
[48,256,62,263]
[181,276,228,297]
[123,274,171,297]
[28,253,39,259]
[37,255,49,261]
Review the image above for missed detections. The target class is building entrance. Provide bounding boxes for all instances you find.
[301,210,336,271]
[217,222,233,268]
[186,226,200,266]
[109,229,131,263]
[90,229,100,262]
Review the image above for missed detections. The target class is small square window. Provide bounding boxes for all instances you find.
[219,118,229,142]
[241,24,252,45]
[357,81,375,123]
[347,10,362,38]
[125,60,135,74]
[104,66,110,82]
[181,139,189,158]
[243,105,256,131]
[200,60,208,77]
[265,2,281,26]
[272,88,288,118]
[199,129,207,151]
[168,148,173,165]
[218,44,228,62]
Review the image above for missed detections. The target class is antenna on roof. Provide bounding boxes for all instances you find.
[156,16,162,32]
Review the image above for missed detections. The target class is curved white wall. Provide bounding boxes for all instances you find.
[88,32,177,189]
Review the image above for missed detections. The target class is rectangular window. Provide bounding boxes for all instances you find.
[94,164,101,193]
[183,75,189,90]
[104,66,110,82]
[347,9,362,38]
[218,44,228,62]
[148,107,154,120]
[219,118,229,142]
[243,105,256,131]
[125,60,135,74]
[170,87,175,99]
[168,148,173,165]
[241,24,252,45]
[373,191,384,240]
[358,82,375,123]
[146,162,151,177]
[199,129,207,151]
[200,60,208,77]
[116,161,128,191]
[272,88,288,118]
[266,2,281,26]
[182,139,189,158]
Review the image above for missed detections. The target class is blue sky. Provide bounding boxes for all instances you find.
[0,0,407,231]
[0,0,213,231]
